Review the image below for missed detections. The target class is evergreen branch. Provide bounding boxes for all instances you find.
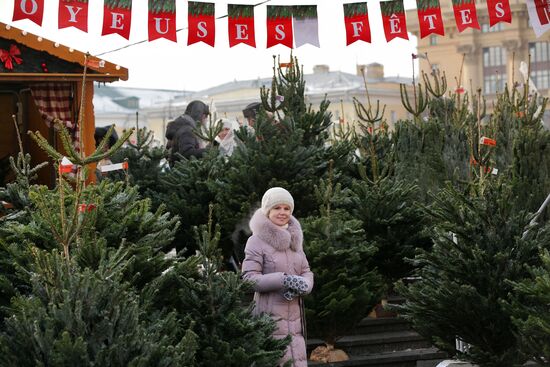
[188,1,215,16]
[344,3,368,18]
[228,4,254,18]
[267,5,293,19]
[380,0,405,16]
[27,130,63,161]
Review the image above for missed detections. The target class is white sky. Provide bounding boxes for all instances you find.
[0,0,419,91]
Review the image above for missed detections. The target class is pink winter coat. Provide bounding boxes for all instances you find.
[242,209,314,367]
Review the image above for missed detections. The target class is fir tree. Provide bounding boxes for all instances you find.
[110,126,168,201]
[506,249,550,364]
[302,175,384,345]
[396,181,549,367]
[149,207,289,367]
[0,250,197,367]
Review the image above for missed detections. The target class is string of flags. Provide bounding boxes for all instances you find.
[9,0,550,50]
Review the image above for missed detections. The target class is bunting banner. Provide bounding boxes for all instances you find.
[343,2,371,45]
[266,5,293,48]
[148,0,176,42]
[58,0,89,32]
[12,0,44,26]
[10,0,521,46]
[486,0,512,26]
[102,0,132,39]
[228,4,255,47]
[293,5,320,48]
[188,1,215,46]
[417,0,444,38]
[380,0,408,42]
[452,0,480,32]
[526,0,550,37]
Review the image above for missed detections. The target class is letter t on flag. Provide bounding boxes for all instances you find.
[188,1,216,46]
[13,0,44,26]
[527,0,550,37]
[343,2,371,45]
[416,0,445,38]
[228,4,255,47]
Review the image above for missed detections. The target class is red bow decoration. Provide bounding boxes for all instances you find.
[0,44,23,70]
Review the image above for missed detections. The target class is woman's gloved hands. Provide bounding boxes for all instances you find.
[282,274,309,301]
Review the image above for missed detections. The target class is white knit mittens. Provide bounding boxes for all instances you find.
[282,274,308,301]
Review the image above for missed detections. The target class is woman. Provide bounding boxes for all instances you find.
[242,187,314,367]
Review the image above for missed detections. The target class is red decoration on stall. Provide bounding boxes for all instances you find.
[0,44,23,70]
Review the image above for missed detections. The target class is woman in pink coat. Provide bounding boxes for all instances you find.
[242,187,314,367]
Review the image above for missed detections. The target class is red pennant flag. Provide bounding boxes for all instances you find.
[188,1,215,46]
[480,136,497,146]
[228,4,255,47]
[526,0,550,37]
[343,2,371,45]
[13,0,44,26]
[380,0,408,42]
[58,0,89,32]
[148,0,177,42]
[266,5,293,48]
[452,0,480,32]
[417,0,444,38]
[102,0,132,40]
[486,0,512,26]
[58,157,74,174]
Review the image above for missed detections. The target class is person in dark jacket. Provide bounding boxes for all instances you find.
[165,100,210,165]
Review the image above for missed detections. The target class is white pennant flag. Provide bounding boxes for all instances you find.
[526,0,550,37]
[293,6,320,48]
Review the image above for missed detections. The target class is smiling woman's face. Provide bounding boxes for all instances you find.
[268,204,292,226]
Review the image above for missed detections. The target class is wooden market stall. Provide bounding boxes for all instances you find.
[0,22,128,187]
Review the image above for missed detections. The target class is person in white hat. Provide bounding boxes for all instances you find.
[242,187,314,367]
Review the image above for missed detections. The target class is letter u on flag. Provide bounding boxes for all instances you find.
[266,5,293,48]
[148,0,177,42]
[527,0,550,37]
[188,1,216,46]
[343,2,371,45]
[228,4,255,47]
[13,0,44,26]
[293,5,320,48]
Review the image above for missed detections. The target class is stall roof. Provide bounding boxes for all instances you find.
[0,22,128,82]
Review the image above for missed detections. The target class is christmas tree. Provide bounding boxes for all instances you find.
[396,180,549,366]
[302,175,384,345]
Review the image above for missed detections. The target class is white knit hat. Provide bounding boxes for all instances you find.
[261,187,294,215]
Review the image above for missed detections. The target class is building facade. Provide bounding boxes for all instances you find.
[406,0,550,98]
[94,63,412,145]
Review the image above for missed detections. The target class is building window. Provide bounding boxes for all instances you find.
[429,35,437,46]
[483,46,507,94]
[481,23,504,32]
[529,42,550,90]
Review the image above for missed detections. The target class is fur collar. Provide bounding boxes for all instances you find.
[249,209,303,252]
